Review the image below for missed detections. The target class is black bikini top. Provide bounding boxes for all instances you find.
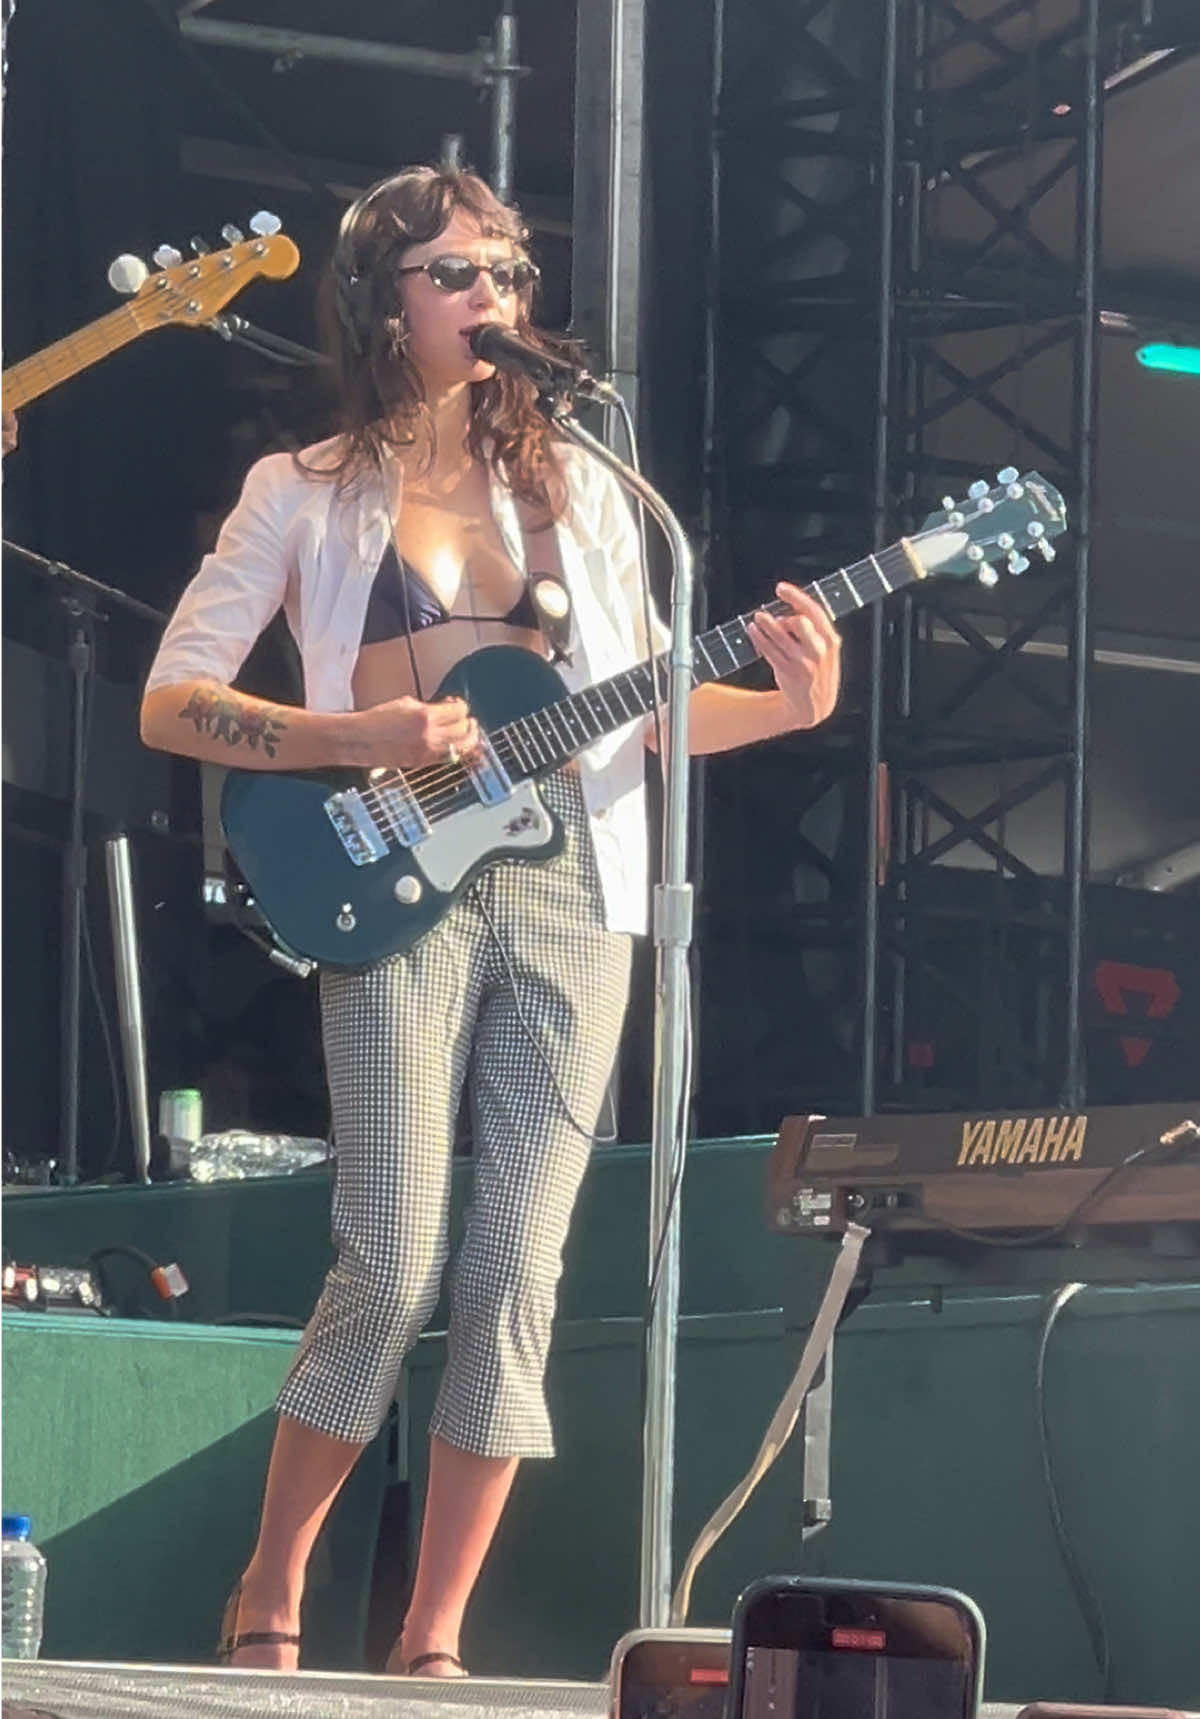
[360,540,539,646]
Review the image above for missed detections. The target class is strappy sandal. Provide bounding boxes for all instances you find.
[216,1579,302,1667]
[406,1651,468,1677]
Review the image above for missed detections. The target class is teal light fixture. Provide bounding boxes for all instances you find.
[1135,343,1200,376]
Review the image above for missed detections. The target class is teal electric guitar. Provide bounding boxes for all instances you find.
[221,468,1067,968]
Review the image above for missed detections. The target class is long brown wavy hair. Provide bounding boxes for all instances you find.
[305,165,579,522]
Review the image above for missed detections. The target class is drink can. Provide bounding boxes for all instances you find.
[159,1088,203,1144]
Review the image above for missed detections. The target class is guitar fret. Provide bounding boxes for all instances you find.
[694,635,721,678]
[555,701,587,745]
[537,707,572,755]
[712,627,742,670]
[512,715,550,767]
[868,552,893,593]
[499,728,535,773]
[812,582,838,621]
[838,567,864,609]
[607,675,636,719]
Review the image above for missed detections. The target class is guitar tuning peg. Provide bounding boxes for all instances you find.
[152,244,183,269]
[966,544,986,563]
[189,236,211,256]
[1037,539,1056,562]
[1027,520,1046,539]
[967,481,989,500]
[996,533,1014,551]
[940,495,956,511]
[107,253,149,295]
[997,465,1019,485]
[220,224,245,245]
[249,210,283,236]
[1007,551,1030,576]
[977,564,1000,587]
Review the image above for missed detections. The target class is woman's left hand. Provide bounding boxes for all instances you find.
[746,581,842,728]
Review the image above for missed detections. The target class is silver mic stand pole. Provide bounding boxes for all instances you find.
[540,392,694,1626]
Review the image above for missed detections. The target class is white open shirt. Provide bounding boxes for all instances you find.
[145,439,671,936]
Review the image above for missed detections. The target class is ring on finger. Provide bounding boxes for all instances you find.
[447,742,460,765]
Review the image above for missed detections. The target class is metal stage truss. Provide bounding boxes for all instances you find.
[700,0,1192,1132]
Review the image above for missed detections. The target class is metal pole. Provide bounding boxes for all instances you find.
[1065,0,1101,1108]
[58,604,95,1185]
[104,835,153,1183]
[490,8,518,204]
[861,0,899,1115]
[544,404,695,1630]
[179,17,492,82]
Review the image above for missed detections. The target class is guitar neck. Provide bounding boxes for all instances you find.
[3,303,145,409]
[490,537,923,781]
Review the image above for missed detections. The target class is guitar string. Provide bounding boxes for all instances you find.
[352,546,914,831]
[352,506,1047,849]
[353,551,898,816]
[350,524,995,849]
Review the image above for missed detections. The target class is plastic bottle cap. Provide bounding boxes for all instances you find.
[2,1515,32,1539]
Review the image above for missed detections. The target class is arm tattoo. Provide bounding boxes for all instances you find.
[177,689,288,758]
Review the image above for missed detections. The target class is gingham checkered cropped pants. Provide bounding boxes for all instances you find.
[276,769,633,1457]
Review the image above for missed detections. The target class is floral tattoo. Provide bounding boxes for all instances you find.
[178,689,287,758]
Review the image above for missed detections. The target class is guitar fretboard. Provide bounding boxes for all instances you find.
[488,537,919,781]
[2,304,145,410]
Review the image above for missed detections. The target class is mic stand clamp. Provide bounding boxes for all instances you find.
[535,384,695,1627]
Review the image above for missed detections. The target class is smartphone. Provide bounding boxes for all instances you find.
[729,1576,985,1719]
[609,1627,732,1719]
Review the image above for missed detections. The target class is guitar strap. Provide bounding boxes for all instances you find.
[514,497,574,667]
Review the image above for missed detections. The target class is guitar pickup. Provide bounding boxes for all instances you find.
[324,787,392,864]
[464,737,512,807]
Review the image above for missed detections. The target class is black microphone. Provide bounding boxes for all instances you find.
[468,324,619,402]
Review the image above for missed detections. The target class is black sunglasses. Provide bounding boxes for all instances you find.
[394,254,539,296]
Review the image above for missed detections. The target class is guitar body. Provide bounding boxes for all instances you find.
[221,647,571,968]
[218,470,1068,969]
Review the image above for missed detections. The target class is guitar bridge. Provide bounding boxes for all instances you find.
[324,787,390,865]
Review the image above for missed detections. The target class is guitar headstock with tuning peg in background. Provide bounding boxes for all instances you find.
[108,212,299,330]
[2,214,300,412]
[910,468,1068,587]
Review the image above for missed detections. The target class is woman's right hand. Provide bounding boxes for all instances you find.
[354,695,480,769]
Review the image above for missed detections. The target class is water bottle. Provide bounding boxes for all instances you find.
[2,1515,47,1659]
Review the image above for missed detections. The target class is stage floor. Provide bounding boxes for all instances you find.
[0,1660,1046,1719]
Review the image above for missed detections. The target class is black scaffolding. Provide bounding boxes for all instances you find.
[696,0,1182,1130]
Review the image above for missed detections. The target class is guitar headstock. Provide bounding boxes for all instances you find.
[913,469,1068,586]
[123,215,300,332]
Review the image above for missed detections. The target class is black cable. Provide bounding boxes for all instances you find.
[471,886,618,1145]
[926,1119,1199,1249]
[88,1244,180,1319]
[212,1311,306,1328]
[1034,1282,1112,1696]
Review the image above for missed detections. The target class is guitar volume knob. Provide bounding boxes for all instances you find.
[336,904,357,933]
[393,875,423,906]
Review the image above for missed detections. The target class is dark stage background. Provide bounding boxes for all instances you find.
[3,1,1199,1182]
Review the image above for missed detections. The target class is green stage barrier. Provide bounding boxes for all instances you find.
[0,1312,388,1669]
[403,1287,1200,1708]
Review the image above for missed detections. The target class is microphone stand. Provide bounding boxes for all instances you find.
[535,386,695,1627]
[3,539,166,1186]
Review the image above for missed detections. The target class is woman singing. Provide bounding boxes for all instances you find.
[140,165,841,1674]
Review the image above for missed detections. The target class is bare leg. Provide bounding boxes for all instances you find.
[228,1413,367,1668]
[386,1434,519,1676]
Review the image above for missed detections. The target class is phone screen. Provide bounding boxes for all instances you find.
[617,1635,732,1719]
[735,1587,980,1719]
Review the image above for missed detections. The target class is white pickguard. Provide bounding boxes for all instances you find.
[413,782,556,893]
